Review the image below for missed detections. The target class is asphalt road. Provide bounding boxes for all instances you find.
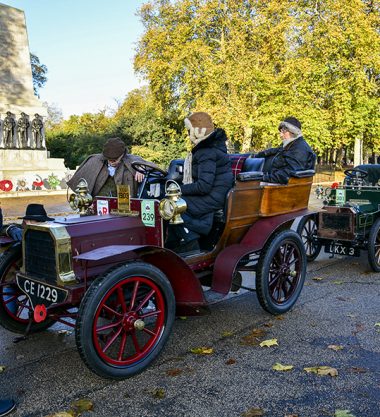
[0,250,379,417]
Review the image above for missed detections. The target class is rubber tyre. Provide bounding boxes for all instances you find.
[0,245,55,333]
[256,230,307,315]
[75,262,175,379]
[368,217,380,272]
[296,214,321,262]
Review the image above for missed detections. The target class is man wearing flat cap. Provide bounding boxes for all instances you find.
[255,116,316,184]
[67,137,151,197]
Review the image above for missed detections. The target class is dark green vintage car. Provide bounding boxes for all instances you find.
[297,165,380,271]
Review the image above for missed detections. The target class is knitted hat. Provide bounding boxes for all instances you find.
[278,117,302,137]
[184,112,214,145]
[102,137,126,160]
[22,204,54,222]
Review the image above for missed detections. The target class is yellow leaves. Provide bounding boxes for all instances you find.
[259,339,278,348]
[312,276,324,281]
[335,410,355,417]
[241,407,264,417]
[190,346,214,355]
[304,366,338,377]
[374,322,380,327]
[272,363,294,372]
[0,365,5,373]
[221,331,233,338]
[328,344,344,351]
[46,398,94,417]
[152,388,166,399]
[69,399,94,417]
[332,281,344,285]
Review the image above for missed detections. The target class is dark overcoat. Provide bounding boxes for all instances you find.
[180,128,233,235]
[256,136,316,184]
[67,153,145,197]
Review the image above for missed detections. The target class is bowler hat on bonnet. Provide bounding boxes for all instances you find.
[102,137,126,160]
[22,204,54,222]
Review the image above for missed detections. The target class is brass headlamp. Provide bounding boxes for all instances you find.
[159,181,187,224]
[69,178,93,215]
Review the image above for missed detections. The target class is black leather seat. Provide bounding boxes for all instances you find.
[241,157,265,172]
[166,159,184,183]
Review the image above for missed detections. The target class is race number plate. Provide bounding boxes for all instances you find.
[141,200,155,227]
[16,275,68,309]
[324,243,360,257]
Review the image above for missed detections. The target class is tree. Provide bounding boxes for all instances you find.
[43,102,63,130]
[30,53,48,96]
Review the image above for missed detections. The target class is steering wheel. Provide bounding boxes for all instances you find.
[344,168,368,179]
[132,161,168,179]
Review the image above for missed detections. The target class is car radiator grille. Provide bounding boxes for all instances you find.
[25,229,56,284]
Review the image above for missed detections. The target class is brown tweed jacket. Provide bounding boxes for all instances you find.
[67,153,147,197]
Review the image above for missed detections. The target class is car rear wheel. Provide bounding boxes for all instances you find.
[0,245,56,333]
[368,218,380,272]
[256,230,306,315]
[296,214,321,262]
[75,262,175,379]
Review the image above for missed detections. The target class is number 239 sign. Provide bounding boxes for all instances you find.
[141,200,155,227]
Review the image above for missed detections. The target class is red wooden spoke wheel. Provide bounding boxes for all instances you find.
[75,262,175,379]
[256,230,306,315]
[0,245,55,333]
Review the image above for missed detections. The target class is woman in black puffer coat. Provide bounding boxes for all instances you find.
[168,112,233,252]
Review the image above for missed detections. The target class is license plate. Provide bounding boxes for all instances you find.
[16,275,68,309]
[324,243,360,257]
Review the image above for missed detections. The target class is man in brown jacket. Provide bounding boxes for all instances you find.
[67,137,150,197]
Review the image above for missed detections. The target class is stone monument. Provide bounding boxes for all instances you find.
[0,3,69,194]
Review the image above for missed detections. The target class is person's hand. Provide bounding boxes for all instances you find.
[135,172,145,183]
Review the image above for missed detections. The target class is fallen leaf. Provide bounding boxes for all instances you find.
[285,414,298,417]
[335,410,355,417]
[336,296,348,301]
[240,329,266,346]
[347,366,367,374]
[332,281,344,285]
[262,322,273,328]
[225,358,236,365]
[375,323,380,327]
[272,363,294,371]
[69,398,94,417]
[179,316,187,320]
[352,323,365,335]
[152,388,166,399]
[259,338,278,348]
[46,413,73,417]
[0,366,5,373]
[304,366,338,377]
[222,331,233,338]
[166,368,183,377]
[312,277,324,281]
[57,329,72,336]
[328,345,344,351]
[275,316,285,320]
[190,346,214,355]
[241,407,264,416]
[346,314,356,318]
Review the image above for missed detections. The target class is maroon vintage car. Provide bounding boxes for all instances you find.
[0,156,314,379]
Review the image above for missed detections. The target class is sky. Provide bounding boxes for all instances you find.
[1,0,147,118]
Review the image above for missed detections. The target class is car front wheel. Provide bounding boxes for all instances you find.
[75,262,175,379]
[368,218,380,272]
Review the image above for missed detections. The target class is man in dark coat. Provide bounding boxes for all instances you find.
[168,112,233,253]
[67,137,148,197]
[255,117,316,184]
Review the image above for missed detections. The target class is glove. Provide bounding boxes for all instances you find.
[6,225,23,241]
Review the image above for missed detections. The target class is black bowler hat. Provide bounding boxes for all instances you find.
[22,204,54,222]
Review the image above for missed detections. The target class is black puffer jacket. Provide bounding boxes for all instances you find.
[180,128,233,234]
[256,136,316,184]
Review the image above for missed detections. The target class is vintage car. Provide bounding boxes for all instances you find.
[297,165,380,271]
[0,155,315,379]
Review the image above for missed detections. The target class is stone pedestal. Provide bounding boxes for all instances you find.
[0,4,47,117]
[0,149,70,193]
